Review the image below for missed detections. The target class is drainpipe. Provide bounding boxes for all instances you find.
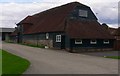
[21,24,23,43]
[36,34,39,47]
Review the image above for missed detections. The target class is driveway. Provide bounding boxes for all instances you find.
[2,42,118,74]
[80,51,118,57]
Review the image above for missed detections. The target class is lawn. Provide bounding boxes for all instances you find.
[0,50,2,76]
[104,56,120,59]
[1,50,30,76]
[20,43,45,48]
[5,41,45,48]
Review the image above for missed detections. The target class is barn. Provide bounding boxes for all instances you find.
[0,28,15,41]
[114,27,120,50]
[11,2,115,52]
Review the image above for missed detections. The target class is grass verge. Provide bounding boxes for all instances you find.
[20,43,45,48]
[1,50,30,76]
[4,41,45,48]
[0,50,2,76]
[104,56,120,59]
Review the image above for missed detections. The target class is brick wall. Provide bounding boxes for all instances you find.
[114,40,120,50]
[23,39,53,48]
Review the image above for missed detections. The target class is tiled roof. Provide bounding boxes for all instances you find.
[11,2,114,39]
[116,27,120,36]
[66,20,114,39]
[0,28,15,32]
[17,16,33,25]
[23,2,83,34]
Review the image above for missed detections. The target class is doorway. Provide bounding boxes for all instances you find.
[61,35,65,49]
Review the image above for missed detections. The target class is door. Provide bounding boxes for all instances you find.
[17,32,22,43]
[61,35,65,49]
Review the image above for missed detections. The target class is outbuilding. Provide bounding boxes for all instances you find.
[0,28,15,41]
[11,2,115,52]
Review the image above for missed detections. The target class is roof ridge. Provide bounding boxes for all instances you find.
[32,2,85,17]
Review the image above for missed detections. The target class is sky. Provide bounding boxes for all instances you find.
[0,0,119,28]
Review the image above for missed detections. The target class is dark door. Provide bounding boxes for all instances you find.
[17,32,20,43]
[17,32,22,43]
[61,35,65,49]
[2,33,5,41]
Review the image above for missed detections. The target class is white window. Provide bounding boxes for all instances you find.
[103,40,109,44]
[79,9,88,17]
[46,33,49,39]
[56,35,61,42]
[75,40,82,44]
[90,40,97,44]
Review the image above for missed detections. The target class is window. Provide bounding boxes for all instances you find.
[90,40,97,44]
[46,33,49,39]
[75,40,82,44]
[103,40,109,44]
[56,35,61,42]
[79,9,88,17]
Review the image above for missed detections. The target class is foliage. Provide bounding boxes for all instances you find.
[104,56,120,59]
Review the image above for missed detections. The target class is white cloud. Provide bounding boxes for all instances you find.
[0,0,119,28]
[0,2,60,28]
[90,2,118,24]
[107,24,118,28]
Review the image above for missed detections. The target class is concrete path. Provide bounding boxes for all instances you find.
[80,51,118,57]
[2,42,118,74]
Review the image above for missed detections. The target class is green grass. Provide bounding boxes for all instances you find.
[4,41,14,43]
[104,56,120,59]
[21,43,45,48]
[5,41,45,48]
[1,50,30,76]
[0,50,2,76]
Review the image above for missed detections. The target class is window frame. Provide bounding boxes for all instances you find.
[75,40,82,44]
[90,40,97,44]
[46,33,49,39]
[103,40,109,44]
[56,35,61,42]
[79,9,88,17]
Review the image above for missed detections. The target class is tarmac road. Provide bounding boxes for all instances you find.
[2,42,118,74]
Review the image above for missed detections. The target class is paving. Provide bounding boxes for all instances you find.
[2,42,118,74]
[80,51,118,57]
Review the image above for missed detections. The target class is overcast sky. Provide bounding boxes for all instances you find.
[0,0,119,28]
